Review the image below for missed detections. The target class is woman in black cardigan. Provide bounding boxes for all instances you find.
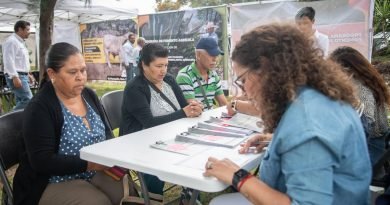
[13,43,121,205]
[120,43,203,196]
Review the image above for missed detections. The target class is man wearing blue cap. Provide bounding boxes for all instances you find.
[176,37,227,110]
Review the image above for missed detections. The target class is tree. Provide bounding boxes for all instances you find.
[156,0,255,11]
[157,0,188,11]
[39,0,57,81]
[374,0,390,47]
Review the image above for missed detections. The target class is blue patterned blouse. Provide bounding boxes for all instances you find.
[49,99,106,183]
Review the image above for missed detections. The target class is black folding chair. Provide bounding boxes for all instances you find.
[0,72,15,113]
[100,90,124,131]
[0,110,24,205]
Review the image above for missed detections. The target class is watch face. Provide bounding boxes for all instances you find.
[236,169,249,178]
[233,169,250,190]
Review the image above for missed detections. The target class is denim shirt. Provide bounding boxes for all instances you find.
[259,87,371,205]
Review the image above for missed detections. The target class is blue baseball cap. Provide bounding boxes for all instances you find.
[195,37,224,56]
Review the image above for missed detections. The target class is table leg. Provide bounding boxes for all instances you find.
[189,190,200,205]
[136,172,151,205]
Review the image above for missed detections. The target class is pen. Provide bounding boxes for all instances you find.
[253,140,271,145]
[242,140,271,146]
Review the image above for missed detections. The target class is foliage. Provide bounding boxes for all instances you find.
[374,0,390,33]
[156,0,256,11]
[373,0,390,58]
[189,0,256,8]
[157,0,186,11]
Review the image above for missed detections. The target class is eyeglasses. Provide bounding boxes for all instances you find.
[234,70,249,91]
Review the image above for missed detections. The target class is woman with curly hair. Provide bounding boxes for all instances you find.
[203,23,371,205]
[330,46,390,164]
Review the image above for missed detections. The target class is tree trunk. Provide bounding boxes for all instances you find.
[39,0,57,83]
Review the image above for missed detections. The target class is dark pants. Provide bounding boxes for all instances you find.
[144,174,164,195]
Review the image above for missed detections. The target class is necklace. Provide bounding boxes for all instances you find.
[81,115,91,130]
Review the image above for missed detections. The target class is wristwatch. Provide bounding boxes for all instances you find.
[231,100,238,112]
[232,169,250,191]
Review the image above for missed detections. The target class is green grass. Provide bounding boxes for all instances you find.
[86,80,126,98]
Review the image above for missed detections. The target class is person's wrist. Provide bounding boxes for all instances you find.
[231,100,238,112]
[237,174,253,191]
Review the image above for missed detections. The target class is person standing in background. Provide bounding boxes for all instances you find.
[122,33,137,83]
[295,7,329,57]
[133,37,145,77]
[2,20,34,110]
[201,22,219,43]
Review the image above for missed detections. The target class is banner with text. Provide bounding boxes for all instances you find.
[80,19,137,80]
[138,6,228,79]
[230,0,373,58]
[229,0,373,95]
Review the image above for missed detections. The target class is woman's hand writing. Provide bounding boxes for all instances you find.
[239,133,273,154]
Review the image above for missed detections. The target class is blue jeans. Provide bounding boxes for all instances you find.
[125,64,134,83]
[5,74,33,110]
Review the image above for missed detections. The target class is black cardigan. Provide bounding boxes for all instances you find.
[13,82,113,205]
[120,74,188,136]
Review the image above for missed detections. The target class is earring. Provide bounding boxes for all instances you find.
[51,78,55,83]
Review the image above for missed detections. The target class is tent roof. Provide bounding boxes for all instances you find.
[0,0,138,31]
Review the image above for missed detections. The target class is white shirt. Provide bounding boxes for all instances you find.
[314,30,329,57]
[134,45,142,63]
[2,33,30,78]
[122,41,137,66]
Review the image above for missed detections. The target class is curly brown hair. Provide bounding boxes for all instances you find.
[329,46,390,107]
[232,23,358,133]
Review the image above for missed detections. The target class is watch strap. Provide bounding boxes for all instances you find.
[232,169,250,191]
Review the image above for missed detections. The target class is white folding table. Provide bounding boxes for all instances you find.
[80,106,262,204]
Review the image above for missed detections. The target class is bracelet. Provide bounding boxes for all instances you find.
[237,174,253,192]
[231,100,238,112]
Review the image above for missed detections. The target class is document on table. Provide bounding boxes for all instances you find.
[175,132,248,148]
[208,113,263,133]
[176,147,260,171]
[150,139,210,156]
[197,122,254,135]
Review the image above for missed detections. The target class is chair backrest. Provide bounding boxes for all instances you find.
[0,72,8,91]
[0,110,24,205]
[100,90,124,131]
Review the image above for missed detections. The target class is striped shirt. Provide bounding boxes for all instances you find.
[176,62,223,110]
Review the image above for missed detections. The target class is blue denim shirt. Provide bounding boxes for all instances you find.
[260,87,371,205]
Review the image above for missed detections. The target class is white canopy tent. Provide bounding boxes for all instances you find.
[0,0,139,31]
[0,0,138,70]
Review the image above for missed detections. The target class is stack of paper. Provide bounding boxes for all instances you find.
[175,132,247,148]
[207,113,263,133]
[150,112,264,155]
[150,139,210,156]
